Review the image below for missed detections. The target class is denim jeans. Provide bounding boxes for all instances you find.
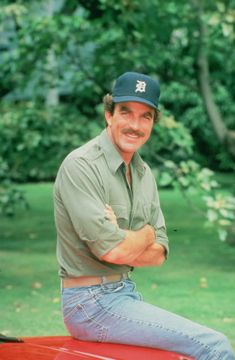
[61,279,235,360]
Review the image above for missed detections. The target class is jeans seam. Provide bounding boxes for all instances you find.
[63,285,232,359]
[63,290,108,342]
[94,295,223,358]
[78,303,108,342]
[65,302,107,342]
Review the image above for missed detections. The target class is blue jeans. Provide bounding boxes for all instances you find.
[61,279,235,360]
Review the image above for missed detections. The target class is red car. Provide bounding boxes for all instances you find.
[0,334,194,360]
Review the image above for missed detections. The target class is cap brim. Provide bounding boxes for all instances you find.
[112,96,157,109]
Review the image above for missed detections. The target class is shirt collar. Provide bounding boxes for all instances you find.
[132,151,146,177]
[99,129,146,177]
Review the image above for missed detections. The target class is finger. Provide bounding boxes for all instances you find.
[105,204,113,210]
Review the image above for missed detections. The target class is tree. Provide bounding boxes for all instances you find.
[0,0,234,241]
[191,0,235,159]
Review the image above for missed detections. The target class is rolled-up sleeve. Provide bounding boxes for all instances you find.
[155,226,169,257]
[149,175,169,257]
[57,158,126,259]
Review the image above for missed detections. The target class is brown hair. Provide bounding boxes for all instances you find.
[103,94,160,123]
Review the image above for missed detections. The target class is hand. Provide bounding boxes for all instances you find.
[104,204,118,227]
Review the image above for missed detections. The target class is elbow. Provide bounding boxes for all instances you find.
[155,254,166,266]
[101,251,118,264]
[101,248,131,265]
[155,246,167,266]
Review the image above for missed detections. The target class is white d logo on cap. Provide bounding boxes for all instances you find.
[135,80,146,93]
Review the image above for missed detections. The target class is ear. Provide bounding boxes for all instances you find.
[104,111,112,127]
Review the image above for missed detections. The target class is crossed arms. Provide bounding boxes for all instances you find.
[101,205,166,267]
[57,159,168,268]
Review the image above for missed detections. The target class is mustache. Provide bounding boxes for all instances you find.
[122,128,144,137]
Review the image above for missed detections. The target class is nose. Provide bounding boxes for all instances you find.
[129,116,140,130]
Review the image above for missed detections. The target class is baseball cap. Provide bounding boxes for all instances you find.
[112,72,160,109]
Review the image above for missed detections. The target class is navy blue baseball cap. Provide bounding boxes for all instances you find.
[112,72,160,109]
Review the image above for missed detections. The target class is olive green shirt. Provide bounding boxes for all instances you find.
[54,129,169,278]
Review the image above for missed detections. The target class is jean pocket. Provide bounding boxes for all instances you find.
[63,301,81,322]
[64,302,107,342]
[62,288,90,320]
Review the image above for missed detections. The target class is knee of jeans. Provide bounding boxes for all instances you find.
[212,331,234,358]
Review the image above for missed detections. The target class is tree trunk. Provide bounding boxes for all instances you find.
[192,0,235,159]
[46,49,59,107]
[45,0,59,107]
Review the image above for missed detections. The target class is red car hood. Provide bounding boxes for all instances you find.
[0,336,194,360]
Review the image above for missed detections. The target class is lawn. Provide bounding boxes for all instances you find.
[0,182,235,349]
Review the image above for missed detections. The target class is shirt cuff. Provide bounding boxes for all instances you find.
[156,227,169,258]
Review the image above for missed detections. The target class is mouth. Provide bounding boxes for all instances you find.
[122,129,144,138]
[125,133,139,138]
[122,133,142,144]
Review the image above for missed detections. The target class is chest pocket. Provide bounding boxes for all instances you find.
[132,200,158,229]
[111,205,129,229]
[143,201,158,220]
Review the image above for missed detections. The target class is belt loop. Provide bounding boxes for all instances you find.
[101,276,108,284]
[123,272,129,280]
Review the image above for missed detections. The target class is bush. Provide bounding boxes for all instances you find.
[0,102,103,182]
[141,111,194,167]
[161,82,235,170]
[0,157,27,216]
[1,101,194,182]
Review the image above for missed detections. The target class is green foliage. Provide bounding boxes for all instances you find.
[155,158,235,242]
[0,0,235,236]
[0,102,194,183]
[143,112,194,165]
[0,102,103,181]
[1,1,235,166]
[204,193,235,241]
[0,158,27,216]
[0,183,27,217]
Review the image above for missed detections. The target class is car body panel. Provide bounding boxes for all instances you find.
[0,336,194,360]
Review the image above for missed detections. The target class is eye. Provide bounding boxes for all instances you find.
[120,109,131,117]
[143,113,153,121]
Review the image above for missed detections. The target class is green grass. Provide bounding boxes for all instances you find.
[0,182,235,349]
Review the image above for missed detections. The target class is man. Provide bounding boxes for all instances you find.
[54,72,235,359]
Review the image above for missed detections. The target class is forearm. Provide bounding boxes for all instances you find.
[101,224,155,264]
[127,242,166,267]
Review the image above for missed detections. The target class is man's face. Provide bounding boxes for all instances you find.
[105,101,154,164]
